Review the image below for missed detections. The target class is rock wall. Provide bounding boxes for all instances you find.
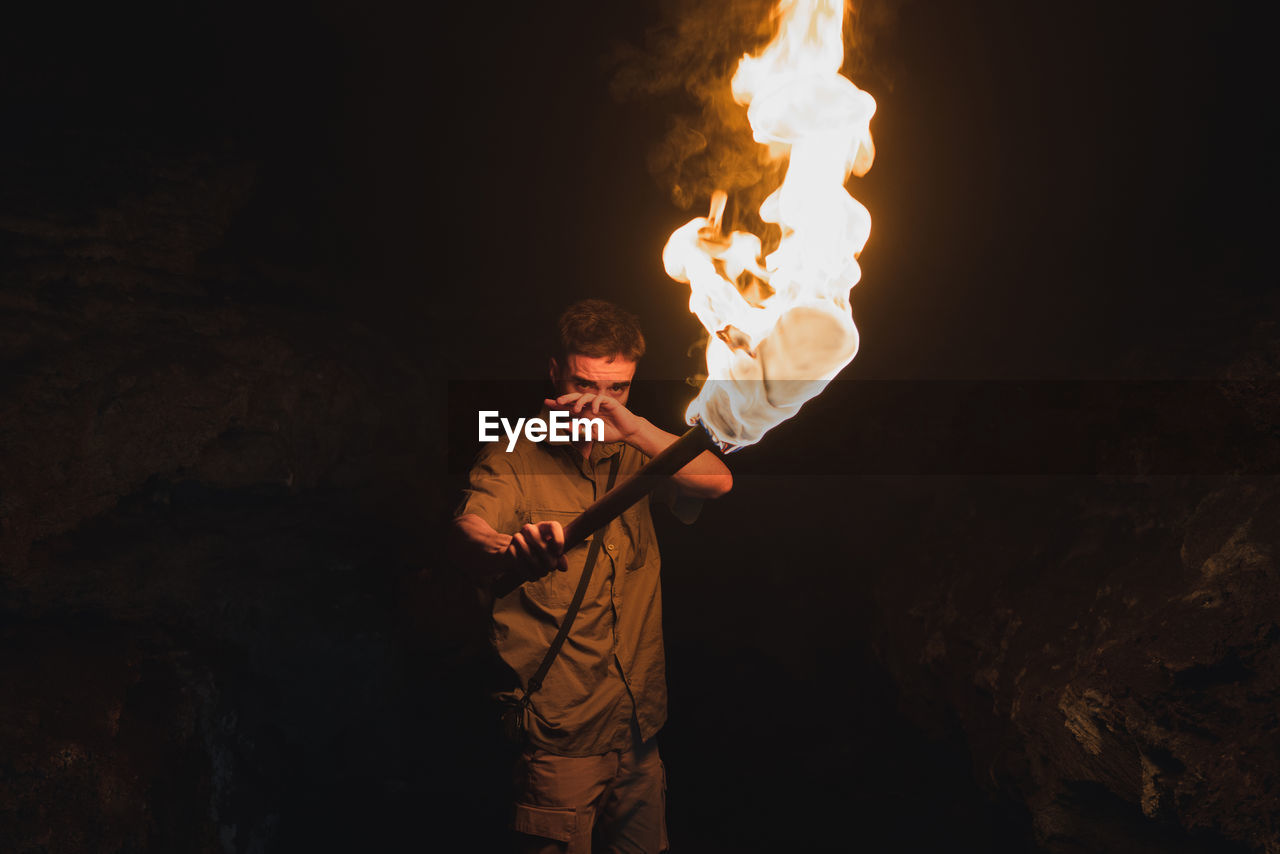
[862,472,1278,852]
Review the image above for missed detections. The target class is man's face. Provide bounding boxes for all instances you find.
[550,353,637,408]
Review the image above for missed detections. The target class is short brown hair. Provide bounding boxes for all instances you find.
[556,299,646,362]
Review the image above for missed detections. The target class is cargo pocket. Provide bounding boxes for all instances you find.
[514,802,577,844]
[619,502,654,572]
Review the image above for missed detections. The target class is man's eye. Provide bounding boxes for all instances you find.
[576,382,592,390]
[611,385,626,392]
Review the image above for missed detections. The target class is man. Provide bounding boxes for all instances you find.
[454,299,732,853]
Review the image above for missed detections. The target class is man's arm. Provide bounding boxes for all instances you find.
[545,392,732,499]
[620,419,732,499]
[453,514,568,598]
[453,444,569,595]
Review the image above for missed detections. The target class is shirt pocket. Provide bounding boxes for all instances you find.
[618,499,655,572]
[519,507,585,606]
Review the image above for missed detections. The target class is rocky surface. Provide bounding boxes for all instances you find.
[863,472,1279,852]
[0,141,463,850]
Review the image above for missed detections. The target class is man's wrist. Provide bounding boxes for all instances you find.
[621,416,657,449]
[625,417,683,458]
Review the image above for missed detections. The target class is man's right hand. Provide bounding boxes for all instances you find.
[505,520,568,582]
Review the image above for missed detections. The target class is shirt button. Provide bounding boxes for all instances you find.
[606,543,616,552]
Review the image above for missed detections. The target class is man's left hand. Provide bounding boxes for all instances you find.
[544,393,644,444]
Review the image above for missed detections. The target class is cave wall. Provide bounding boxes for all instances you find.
[0,136,478,848]
[862,474,1279,852]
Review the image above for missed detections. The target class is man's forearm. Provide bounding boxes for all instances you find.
[623,418,733,498]
[452,514,518,592]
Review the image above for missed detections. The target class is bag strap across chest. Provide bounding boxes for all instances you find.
[524,451,621,697]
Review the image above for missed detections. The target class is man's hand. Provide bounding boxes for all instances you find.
[544,393,643,444]
[505,520,568,582]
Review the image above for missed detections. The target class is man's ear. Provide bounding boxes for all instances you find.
[548,357,559,387]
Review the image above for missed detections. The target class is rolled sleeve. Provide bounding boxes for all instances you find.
[653,478,702,525]
[455,444,523,534]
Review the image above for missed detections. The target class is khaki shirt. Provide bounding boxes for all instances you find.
[457,422,697,756]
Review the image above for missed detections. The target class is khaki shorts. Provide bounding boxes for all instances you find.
[512,731,668,854]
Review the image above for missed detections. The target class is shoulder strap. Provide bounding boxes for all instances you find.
[524,451,621,697]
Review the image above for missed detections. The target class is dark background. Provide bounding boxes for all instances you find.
[2,1,1276,852]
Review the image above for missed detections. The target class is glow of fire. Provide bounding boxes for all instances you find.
[662,0,876,451]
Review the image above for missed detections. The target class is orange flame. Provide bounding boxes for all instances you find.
[663,0,876,451]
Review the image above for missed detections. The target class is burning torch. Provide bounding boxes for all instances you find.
[564,0,877,549]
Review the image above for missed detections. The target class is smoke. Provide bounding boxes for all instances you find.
[609,0,779,231]
[609,0,899,241]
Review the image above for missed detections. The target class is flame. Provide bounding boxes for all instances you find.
[663,0,876,451]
